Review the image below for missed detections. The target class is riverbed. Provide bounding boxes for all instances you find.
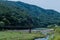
[34,28,54,40]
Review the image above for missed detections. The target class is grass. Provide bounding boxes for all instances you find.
[53,27,60,40]
[53,34,60,40]
[49,27,60,40]
[0,30,45,40]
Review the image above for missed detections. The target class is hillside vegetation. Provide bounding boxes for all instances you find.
[0,1,60,29]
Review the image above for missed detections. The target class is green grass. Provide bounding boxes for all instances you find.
[53,34,60,40]
[0,30,45,40]
[49,27,60,40]
[53,27,60,40]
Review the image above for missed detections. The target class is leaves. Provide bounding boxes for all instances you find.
[0,1,60,29]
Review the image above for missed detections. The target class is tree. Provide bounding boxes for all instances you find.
[3,18,10,25]
[0,21,5,30]
[47,24,58,31]
[29,24,33,33]
[27,17,33,33]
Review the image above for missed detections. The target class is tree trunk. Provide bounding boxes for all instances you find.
[29,28,31,33]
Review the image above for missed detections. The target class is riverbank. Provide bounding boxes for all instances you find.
[34,28,54,40]
[0,30,45,40]
[49,27,60,40]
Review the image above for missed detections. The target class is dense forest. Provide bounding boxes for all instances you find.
[0,1,60,29]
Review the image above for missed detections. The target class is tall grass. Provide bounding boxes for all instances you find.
[49,27,60,40]
[0,30,45,40]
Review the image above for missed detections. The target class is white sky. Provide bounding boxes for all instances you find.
[9,0,60,12]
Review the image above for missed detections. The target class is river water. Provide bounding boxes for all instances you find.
[35,35,54,40]
[34,28,54,40]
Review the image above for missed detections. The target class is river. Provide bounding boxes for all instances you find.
[33,28,54,40]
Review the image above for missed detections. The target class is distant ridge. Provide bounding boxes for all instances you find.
[0,1,60,29]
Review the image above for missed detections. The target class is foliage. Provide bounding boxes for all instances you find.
[0,21,5,27]
[0,1,60,29]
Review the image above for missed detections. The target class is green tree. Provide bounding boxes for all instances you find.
[0,21,5,30]
[0,21,5,27]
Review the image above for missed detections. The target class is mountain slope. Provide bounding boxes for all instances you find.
[0,1,60,29]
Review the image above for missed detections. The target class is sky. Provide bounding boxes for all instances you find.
[9,0,60,12]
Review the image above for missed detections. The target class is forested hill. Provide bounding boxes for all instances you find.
[0,1,60,29]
